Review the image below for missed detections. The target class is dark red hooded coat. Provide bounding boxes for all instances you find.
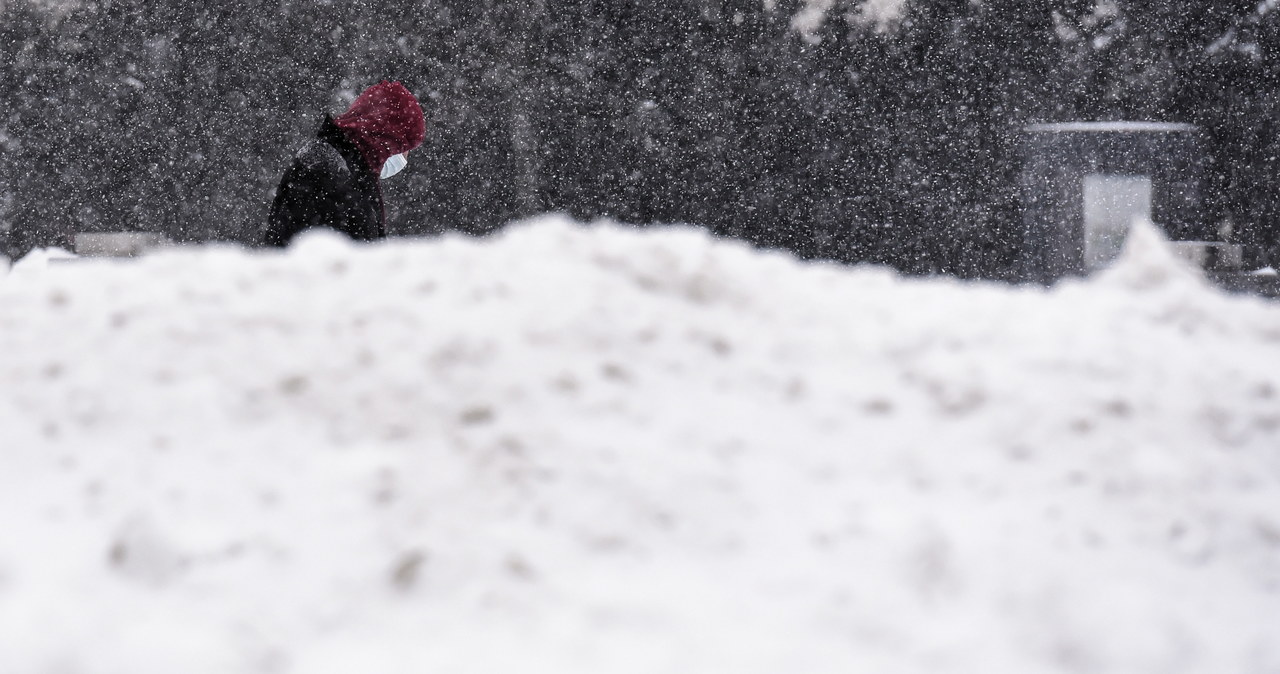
[264,81,425,247]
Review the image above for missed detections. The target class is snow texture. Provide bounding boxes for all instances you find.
[1025,121,1199,133]
[791,0,905,38]
[1,216,1278,673]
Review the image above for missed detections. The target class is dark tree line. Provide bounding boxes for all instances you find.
[1,0,1277,276]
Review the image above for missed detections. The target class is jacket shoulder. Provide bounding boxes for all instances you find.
[293,140,352,181]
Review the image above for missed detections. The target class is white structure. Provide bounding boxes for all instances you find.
[1019,121,1212,282]
[74,232,171,258]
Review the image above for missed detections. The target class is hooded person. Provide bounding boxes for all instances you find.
[263,81,426,247]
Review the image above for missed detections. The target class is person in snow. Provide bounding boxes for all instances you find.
[263,81,426,247]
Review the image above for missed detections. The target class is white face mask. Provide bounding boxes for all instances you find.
[380,153,408,179]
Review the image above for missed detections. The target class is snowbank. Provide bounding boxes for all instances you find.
[1,216,1278,673]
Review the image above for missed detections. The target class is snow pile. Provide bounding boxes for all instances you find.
[1,216,1278,673]
[5,246,76,276]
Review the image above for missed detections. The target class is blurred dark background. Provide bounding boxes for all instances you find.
[1,0,1277,277]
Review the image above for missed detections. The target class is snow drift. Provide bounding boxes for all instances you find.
[0,216,1278,673]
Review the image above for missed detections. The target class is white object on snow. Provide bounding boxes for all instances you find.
[8,246,77,275]
[74,232,170,257]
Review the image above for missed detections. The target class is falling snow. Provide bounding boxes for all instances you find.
[1,1,1277,274]
[1,2,1279,671]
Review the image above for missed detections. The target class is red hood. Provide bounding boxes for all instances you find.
[333,81,426,174]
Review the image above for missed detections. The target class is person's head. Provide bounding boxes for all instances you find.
[332,81,426,177]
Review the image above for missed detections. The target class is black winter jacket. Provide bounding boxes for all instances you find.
[263,115,384,247]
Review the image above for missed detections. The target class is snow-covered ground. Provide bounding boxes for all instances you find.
[1,216,1278,673]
